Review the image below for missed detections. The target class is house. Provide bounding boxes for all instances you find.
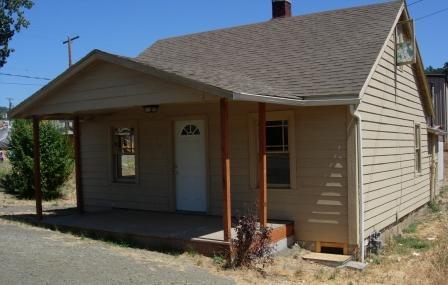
[9,0,437,261]
[427,73,448,185]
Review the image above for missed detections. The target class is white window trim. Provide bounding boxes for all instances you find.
[248,110,297,191]
[109,120,139,185]
[414,123,422,175]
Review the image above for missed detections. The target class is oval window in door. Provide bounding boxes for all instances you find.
[180,124,200,136]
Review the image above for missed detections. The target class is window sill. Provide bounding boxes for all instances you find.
[252,187,294,192]
[111,180,138,185]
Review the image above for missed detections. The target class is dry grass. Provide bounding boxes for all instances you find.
[1,164,447,284]
[175,188,448,285]
[0,169,76,212]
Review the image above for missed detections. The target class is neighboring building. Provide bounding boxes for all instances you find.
[9,0,436,261]
[427,74,448,185]
[0,120,11,150]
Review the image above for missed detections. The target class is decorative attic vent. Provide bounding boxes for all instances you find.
[396,19,416,65]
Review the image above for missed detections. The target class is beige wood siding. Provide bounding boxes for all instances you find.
[26,61,217,116]
[358,33,430,237]
[80,103,349,243]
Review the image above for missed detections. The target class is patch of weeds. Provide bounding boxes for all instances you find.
[347,281,355,285]
[403,223,418,234]
[196,259,203,266]
[102,238,131,248]
[314,268,325,281]
[186,248,198,257]
[328,269,339,280]
[212,254,226,267]
[155,245,181,256]
[370,254,381,265]
[428,201,441,213]
[393,236,431,254]
[294,267,303,278]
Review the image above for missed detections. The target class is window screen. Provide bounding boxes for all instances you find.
[266,120,290,188]
[113,128,136,181]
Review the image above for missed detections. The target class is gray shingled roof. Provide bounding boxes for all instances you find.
[136,0,402,99]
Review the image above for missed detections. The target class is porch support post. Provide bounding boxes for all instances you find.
[258,103,267,227]
[220,98,232,241]
[74,116,84,213]
[32,116,43,220]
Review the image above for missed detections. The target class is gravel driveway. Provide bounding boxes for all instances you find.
[0,219,234,285]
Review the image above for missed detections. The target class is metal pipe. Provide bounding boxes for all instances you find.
[350,104,365,262]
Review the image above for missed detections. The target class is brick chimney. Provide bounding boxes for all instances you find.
[272,0,292,18]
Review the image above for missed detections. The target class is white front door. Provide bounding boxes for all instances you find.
[174,120,207,212]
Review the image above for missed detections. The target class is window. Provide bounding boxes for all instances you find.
[248,111,295,190]
[266,120,290,188]
[415,124,421,173]
[113,128,136,182]
[181,124,200,136]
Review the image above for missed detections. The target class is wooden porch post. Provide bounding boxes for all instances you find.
[32,116,43,220]
[258,103,267,227]
[220,98,232,241]
[74,116,84,213]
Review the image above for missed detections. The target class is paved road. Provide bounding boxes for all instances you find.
[0,220,234,285]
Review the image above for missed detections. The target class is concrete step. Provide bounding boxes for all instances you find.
[302,252,352,267]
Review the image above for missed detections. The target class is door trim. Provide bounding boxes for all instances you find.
[171,115,210,214]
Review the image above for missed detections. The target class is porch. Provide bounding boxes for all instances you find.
[11,56,353,253]
[23,209,294,256]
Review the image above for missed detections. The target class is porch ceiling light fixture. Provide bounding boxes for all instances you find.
[143,105,159,113]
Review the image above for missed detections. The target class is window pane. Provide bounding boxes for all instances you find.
[266,124,283,147]
[120,155,136,177]
[267,153,290,187]
[266,120,288,151]
[113,128,136,181]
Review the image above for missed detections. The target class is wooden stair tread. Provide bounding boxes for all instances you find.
[302,253,352,266]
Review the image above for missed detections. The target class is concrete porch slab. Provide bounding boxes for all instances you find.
[12,208,294,256]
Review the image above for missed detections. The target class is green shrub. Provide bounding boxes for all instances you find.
[3,119,74,200]
[392,236,431,254]
[428,201,441,213]
[403,223,418,234]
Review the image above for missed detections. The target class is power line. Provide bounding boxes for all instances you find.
[0,72,51,81]
[408,0,424,6]
[0,81,45,86]
[415,7,448,21]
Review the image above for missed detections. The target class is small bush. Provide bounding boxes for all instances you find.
[3,120,74,200]
[212,254,226,266]
[392,236,431,254]
[428,201,441,213]
[403,223,418,234]
[228,206,273,268]
[371,254,381,265]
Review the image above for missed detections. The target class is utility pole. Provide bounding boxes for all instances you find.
[62,36,80,67]
[6,97,13,111]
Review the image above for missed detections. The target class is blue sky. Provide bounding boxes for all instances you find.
[1,0,447,107]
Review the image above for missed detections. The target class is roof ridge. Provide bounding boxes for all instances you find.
[137,0,402,48]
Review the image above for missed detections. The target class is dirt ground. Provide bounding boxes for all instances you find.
[194,189,447,285]
[0,219,234,285]
[1,176,447,284]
